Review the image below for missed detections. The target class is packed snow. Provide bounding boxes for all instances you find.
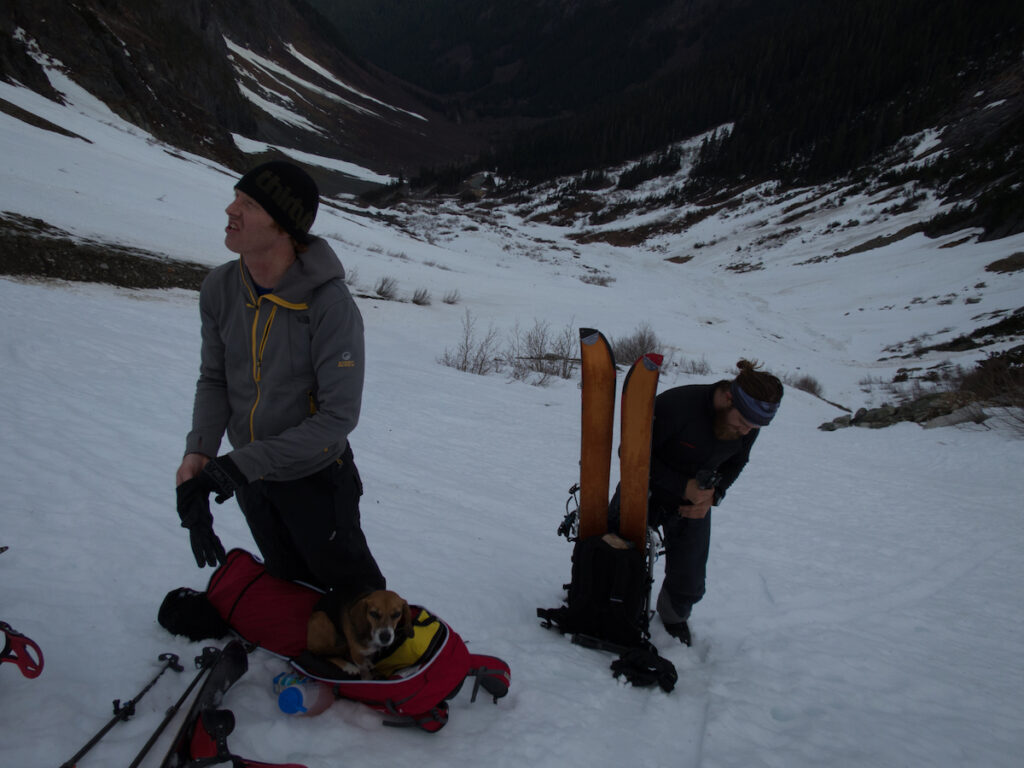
[2,39,1024,768]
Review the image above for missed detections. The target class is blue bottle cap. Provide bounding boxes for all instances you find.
[278,686,308,714]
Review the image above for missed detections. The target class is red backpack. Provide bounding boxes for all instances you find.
[162,549,510,733]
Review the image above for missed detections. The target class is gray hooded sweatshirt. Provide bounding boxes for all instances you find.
[185,238,364,482]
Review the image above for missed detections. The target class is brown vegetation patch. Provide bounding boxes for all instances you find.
[0,212,210,290]
[985,252,1024,273]
[833,223,924,258]
[779,208,810,225]
[570,203,728,248]
[753,226,802,250]
[725,261,764,273]
[528,194,605,226]
[0,98,92,142]
[569,226,654,247]
[913,307,1024,354]
[938,235,975,249]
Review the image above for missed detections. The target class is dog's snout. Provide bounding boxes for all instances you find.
[378,628,394,646]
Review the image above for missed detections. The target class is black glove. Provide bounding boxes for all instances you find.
[198,455,248,504]
[177,479,225,567]
[176,456,247,568]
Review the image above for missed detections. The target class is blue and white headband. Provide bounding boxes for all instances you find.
[730,380,780,427]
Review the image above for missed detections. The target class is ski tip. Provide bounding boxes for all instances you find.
[580,329,616,368]
[642,353,664,371]
[628,352,663,372]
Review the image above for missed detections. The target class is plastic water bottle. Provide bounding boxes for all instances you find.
[273,672,334,716]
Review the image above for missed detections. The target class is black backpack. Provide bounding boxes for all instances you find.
[538,534,676,692]
[538,534,649,650]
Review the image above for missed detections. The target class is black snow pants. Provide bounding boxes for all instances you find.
[235,445,385,596]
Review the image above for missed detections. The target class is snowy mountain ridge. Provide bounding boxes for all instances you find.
[2,14,1023,412]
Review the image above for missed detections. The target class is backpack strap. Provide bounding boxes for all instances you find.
[466,654,511,703]
[380,700,450,732]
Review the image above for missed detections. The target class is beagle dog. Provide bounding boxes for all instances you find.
[307,589,412,679]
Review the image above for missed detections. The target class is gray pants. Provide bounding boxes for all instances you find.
[655,508,711,623]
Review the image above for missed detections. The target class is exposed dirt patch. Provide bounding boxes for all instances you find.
[0,211,210,290]
[569,225,655,247]
[569,203,729,248]
[985,251,1024,274]
[0,97,92,142]
[906,306,1024,355]
[834,223,924,258]
[725,260,764,273]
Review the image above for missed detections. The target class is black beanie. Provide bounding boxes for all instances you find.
[234,161,319,244]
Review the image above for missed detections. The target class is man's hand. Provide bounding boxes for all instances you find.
[176,478,226,567]
[176,454,247,503]
[678,478,714,519]
[174,454,246,568]
[200,455,248,503]
[176,453,209,486]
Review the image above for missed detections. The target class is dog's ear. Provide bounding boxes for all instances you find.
[349,597,374,644]
[398,601,414,639]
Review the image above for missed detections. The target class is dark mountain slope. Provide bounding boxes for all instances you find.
[334,0,1021,236]
[482,0,1023,181]
[0,0,485,182]
[309,0,748,120]
[2,0,1022,237]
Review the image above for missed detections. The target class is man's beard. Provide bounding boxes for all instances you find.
[714,408,743,441]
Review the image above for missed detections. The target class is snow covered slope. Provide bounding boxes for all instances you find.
[1,45,1023,768]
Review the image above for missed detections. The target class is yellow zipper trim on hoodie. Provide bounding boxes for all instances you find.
[248,299,277,442]
[240,260,310,443]
[262,294,309,311]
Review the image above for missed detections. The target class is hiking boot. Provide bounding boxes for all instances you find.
[663,619,691,646]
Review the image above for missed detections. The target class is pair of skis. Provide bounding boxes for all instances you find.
[540,328,671,679]
[577,328,662,550]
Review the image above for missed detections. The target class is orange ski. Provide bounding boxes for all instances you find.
[617,352,663,550]
[578,328,616,539]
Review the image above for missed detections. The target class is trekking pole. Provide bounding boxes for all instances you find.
[58,652,184,768]
[126,647,221,768]
[644,525,661,625]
